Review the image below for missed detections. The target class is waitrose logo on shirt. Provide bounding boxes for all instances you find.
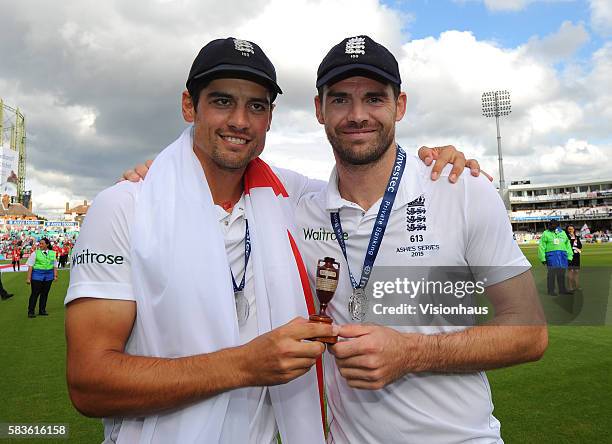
[71,249,124,266]
[303,227,348,242]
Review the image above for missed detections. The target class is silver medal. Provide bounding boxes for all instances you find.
[348,287,368,322]
[234,291,250,326]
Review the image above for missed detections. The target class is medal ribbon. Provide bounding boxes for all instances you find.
[330,146,407,291]
[230,219,250,292]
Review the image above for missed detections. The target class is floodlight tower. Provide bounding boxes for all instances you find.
[0,99,27,204]
[481,90,511,210]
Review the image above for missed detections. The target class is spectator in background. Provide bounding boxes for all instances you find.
[52,241,62,260]
[565,225,582,291]
[11,241,22,272]
[26,238,58,318]
[58,243,70,268]
[538,219,573,296]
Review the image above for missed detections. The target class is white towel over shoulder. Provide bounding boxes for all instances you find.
[119,126,325,444]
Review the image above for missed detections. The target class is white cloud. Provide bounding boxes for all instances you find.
[484,0,530,11]
[390,23,611,185]
[522,21,590,62]
[527,100,584,134]
[590,0,612,36]
[0,0,610,211]
[508,138,612,180]
[26,168,90,219]
[455,0,574,12]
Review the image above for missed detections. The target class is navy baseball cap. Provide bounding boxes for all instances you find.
[316,35,401,89]
[187,37,282,100]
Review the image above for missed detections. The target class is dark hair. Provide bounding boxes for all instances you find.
[40,237,52,249]
[187,78,212,112]
[565,225,577,238]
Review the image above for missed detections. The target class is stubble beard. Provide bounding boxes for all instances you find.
[205,137,264,171]
[326,124,396,167]
[211,146,259,170]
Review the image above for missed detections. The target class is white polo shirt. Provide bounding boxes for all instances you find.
[295,154,530,444]
[66,167,323,444]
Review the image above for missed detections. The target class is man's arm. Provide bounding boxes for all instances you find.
[26,255,33,284]
[121,146,490,183]
[66,297,333,417]
[330,271,547,390]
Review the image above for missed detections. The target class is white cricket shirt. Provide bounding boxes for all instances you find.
[66,166,322,444]
[295,154,530,444]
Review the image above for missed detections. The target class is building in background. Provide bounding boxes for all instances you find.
[0,193,38,219]
[509,179,612,243]
[64,200,90,225]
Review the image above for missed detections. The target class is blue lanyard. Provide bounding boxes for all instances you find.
[230,220,250,292]
[330,146,407,290]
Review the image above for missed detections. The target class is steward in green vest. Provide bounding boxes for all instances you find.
[538,220,573,295]
[27,238,58,318]
[538,221,573,266]
[33,249,56,270]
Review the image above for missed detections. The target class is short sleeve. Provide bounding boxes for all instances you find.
[65,181,141,305]
[464,176,531,286]
[26,254,35,267]
[272,166,326,207]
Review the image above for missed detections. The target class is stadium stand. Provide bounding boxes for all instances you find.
[508,179,612,243]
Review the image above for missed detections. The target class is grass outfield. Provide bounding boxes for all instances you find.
[0,245,610,443]
[488,243,612,442]
[0,270,103,442]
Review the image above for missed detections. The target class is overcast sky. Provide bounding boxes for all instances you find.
[0,0,610,218]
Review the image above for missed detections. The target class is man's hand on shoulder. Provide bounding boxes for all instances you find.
[418,145,493,183]
[121,159,153,183]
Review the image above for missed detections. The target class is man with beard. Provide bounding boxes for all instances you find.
[294,36,548,443]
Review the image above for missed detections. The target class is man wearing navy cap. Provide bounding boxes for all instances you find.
[295,35,548,443]
[65,37,335,444]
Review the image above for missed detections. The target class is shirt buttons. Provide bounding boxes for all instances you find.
[224,220,229,226]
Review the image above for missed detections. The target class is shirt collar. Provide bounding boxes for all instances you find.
[324,154,426,212]
[216,194,246,223]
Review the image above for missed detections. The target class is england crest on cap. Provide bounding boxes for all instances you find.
[233,39,254,57]
[345,36,366,58]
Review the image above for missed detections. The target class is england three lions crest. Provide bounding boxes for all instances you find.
[406,195,426,231]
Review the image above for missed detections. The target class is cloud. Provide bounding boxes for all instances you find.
[590,0,612,36]
[455,0,575,12]
[392,24,611,184]
[0,0,610,218]
[0,0,406,217]
[483,0,530,11]
[521,21,590,63]
[507,138,612,181]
